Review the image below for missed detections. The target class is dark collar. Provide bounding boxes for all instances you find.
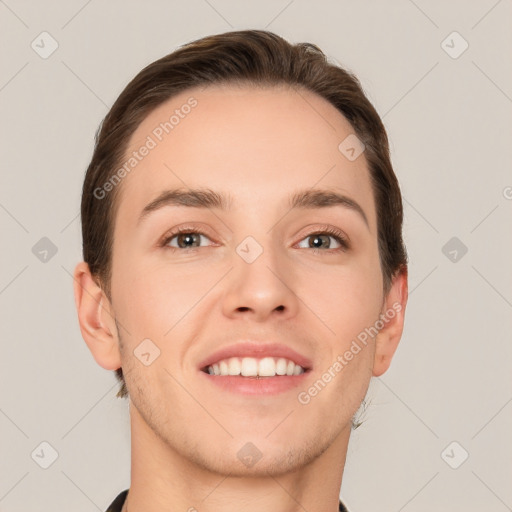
[105,489,128,512]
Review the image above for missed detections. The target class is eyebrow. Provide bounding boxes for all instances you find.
[137,188,232,225]
[137,187,369,228]
[289,189,369,228]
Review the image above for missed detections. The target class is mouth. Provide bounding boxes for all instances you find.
[197,343,312,395]
[201,356,307,377]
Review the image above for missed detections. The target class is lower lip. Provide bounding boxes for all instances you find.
[199,371,310,395]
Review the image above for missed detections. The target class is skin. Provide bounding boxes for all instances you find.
[73,84,408,512]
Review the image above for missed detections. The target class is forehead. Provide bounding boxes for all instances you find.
[116,84,376,228]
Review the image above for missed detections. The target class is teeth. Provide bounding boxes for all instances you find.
[206,357,305,377]
[241,357,258,376]
[276,358,287,375]
[258,357,276,377]
[228,357,241,375]
[219,360,229,375]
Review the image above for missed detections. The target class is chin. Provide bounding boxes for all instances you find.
[188,433,331,478]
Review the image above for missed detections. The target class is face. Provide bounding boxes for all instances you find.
[108,84,388,476]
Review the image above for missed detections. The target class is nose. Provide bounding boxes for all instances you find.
[221,240,299,322]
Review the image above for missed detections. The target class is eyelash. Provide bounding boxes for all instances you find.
[160,225,350,254]
[302,226,350,253]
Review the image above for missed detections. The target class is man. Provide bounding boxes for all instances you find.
[73,29,408,512]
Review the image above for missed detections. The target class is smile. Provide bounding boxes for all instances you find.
[203,356,305,377]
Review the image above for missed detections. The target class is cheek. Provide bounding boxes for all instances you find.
[299,254,383,343]
[111,255,216,339]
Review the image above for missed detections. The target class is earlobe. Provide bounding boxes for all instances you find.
[73,261,122,371]
[372,267,408,377]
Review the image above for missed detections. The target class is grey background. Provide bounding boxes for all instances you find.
[1,1,511,511]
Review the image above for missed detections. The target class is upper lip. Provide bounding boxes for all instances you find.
[198,342,313,371]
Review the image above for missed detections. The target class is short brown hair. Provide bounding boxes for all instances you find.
[80,29,408,399]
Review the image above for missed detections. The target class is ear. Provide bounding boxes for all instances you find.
[372,267,408,377]
[72,261,121,371]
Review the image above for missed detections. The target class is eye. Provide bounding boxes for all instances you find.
[296,227,349,252]
[161,227,214,250]
[159,225,349,252]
